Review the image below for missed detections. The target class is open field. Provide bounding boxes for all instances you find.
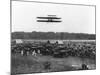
[11,54,95,75]
[12,39,95,44]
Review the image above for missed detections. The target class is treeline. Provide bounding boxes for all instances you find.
[11,31,96,40]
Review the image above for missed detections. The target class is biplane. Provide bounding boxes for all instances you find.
[37,15,62,23]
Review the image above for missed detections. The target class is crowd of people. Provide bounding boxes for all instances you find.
[11,40,96,59]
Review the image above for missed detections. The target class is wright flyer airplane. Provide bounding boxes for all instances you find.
[37,15,62,23]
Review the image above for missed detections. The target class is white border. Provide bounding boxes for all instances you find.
[0,0,99,75]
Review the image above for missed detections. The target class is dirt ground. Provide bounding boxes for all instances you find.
[11,54,96,75]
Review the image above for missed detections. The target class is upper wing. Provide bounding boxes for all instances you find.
[37,17,61,19]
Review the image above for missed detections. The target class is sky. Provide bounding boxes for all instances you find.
[12,1,95,34]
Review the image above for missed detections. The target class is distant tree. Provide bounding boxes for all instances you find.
[11,31,96,40]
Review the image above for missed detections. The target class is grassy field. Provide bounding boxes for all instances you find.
[11,54,95,75]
